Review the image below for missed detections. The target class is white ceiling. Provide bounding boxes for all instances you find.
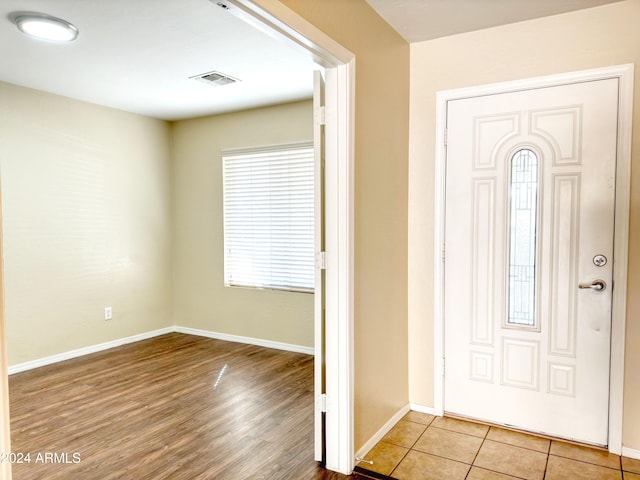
[0,0,626,121]
[365,0,625,43]
[0,0,319,120]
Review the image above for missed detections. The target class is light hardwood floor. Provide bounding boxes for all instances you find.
[8,333,363,479]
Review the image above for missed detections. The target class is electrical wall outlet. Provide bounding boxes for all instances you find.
[104,307,113,321]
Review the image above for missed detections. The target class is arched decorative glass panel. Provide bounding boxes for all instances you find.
[507,148,539,327]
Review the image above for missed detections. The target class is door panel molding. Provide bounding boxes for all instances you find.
[434,64,634,454]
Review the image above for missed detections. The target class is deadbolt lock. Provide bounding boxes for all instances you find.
[593,255,607,267]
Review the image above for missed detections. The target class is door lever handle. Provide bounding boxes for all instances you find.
[578,280,606,291]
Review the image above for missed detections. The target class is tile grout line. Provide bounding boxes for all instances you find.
[430,424,492,438]
[397,421,532,480]
[388,416,436,478]
[547,452,625,472]
[364,414,630,480]
[464,426,490,480]
[465,427,533,480]
[356,414,439,479]
[542,438,551,480]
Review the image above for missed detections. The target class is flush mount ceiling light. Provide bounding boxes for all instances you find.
[12,12,79,42]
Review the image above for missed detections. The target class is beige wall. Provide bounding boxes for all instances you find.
[0,82,173,365]
[408,0,640,450]
[171,101,314,348]
[280,0,411,450]
[0,85,315,364]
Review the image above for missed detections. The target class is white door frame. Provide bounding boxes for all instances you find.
[433,64,634,454]
[220,0,355,473]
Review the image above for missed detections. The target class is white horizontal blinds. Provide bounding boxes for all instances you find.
[223,143,315,292]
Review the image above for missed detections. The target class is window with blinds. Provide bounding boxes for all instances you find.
[222,143,314,292]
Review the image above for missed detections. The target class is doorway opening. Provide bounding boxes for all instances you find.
[0,0,356,476]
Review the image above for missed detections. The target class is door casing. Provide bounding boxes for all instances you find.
[220,0,356,474]
[433,64,634,454]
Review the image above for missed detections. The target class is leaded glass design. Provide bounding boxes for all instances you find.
[507,149,539,327]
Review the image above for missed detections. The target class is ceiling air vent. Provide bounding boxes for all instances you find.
[191,71,240,86]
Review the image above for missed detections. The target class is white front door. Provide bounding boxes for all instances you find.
[443,78,619,446]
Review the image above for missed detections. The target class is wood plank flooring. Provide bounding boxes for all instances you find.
[8,333,363,479]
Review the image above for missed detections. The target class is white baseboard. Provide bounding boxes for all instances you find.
[622,446,640,460]
[8,327,174,375]
[355,404,411,461]
[174,326,314,355]
[409,403,437,416]
[8,326,314,375]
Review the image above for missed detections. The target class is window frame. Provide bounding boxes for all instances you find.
[221,142,315,293]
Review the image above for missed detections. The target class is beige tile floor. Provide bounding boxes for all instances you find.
[356,412,640,480]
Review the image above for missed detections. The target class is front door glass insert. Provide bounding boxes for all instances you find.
[507,148,539,327]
